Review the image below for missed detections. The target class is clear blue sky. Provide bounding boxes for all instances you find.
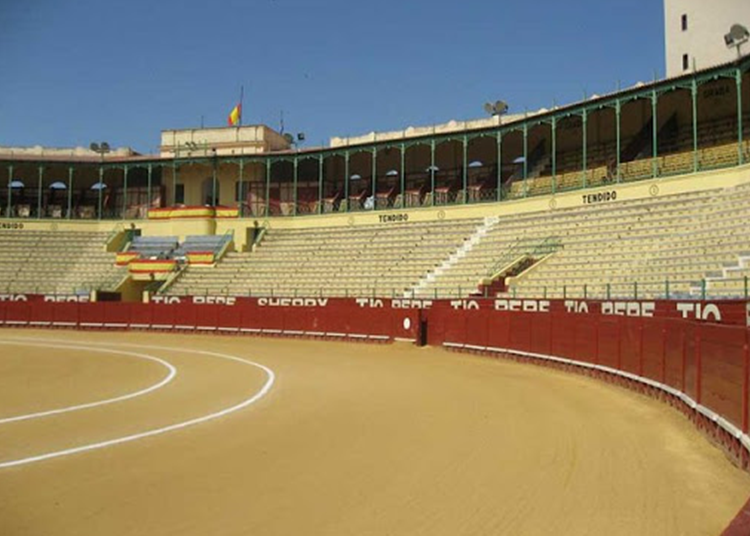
[0,0,665,154]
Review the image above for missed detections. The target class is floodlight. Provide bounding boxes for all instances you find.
[350,174,362,181]
[91,182,107,190]
[101,142,110,152]
[89,142,99,152]
[426,165,440,172]
[49,181,67,190]
[283,133,294,145]
[725,24,750,58]
[9,180,24,188]
[468,160,484,168]
[385,169,399,176]
[297,132,306,142]
[483,100,509,117]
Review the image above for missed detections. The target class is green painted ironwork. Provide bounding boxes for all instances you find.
[6,165,11,218]
[67,166,73,219]
[36,166,43,219]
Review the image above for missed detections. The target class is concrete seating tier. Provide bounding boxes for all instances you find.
[0,230,125,295]
[166,220,481,298]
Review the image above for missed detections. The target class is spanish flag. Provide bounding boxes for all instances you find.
[228,103,242,126]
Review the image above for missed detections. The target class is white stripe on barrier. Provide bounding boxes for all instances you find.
[394,337,416,343]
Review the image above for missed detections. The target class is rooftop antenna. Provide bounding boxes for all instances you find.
[725,23,750,59]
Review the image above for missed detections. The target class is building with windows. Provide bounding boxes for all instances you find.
[664,0,749,77]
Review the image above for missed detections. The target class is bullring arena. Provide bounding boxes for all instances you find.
[4,5,750,533]
[0,328,748,536]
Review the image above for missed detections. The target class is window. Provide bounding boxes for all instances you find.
[175,183,185,204]
[682,54,689,71]
[681,14,688,31]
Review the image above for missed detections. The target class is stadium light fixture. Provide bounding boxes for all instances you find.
[90,141,111,161]
[385,169,399,176]
[725,24,750,58]
[426,165,440,172]
[468,160,484,168]
[350,174,362,181]
[9,180,24,188]
[49,181,67,190]
[483,100,509,117]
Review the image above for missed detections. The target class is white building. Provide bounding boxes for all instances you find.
[664,0,750,77]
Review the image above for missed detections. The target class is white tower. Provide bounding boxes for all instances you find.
[664,0,750,77]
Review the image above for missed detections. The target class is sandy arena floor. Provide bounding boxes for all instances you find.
[0,329,748,536]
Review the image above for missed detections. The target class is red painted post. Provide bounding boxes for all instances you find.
[616,317,622,371]
[661,325,667,385]
[695,327,702,405]
[681,328,687,394]
[593,314,599,366]
[743,329,749,434]
[638,321,644,377]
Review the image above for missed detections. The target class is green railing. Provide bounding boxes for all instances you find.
[169,275,750,301]
[486,236,563,278]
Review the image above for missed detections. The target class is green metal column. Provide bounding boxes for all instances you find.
[211,157,218,206]
[265,159,271,218]
[430,139,436,206]
[67,167,73,219]
[371,147,377,210]
[318,155,324,215]
[344,151,350,212]
[651,89,659,178]
[293,156,298,216]
[692,79,699,172]
[400,144,405,206]
[97,165,104,220]
[122,165,128,219]
[462,135,468,204]
[37,165,43,218]
[581,110,588,189]
[737,68,744,165]
[5,165,11,218]
[172,161,177,206]
[551,117,557,194]
[496,131,502,201]
[238,159,245,217]
[522,124,529,196]
[146,164,153,214]
[615,99,622,182]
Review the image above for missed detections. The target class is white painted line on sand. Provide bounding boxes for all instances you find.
[0,341,177,425]
[0,337,275,469]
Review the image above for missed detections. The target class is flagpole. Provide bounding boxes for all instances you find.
[239,85,244,127]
